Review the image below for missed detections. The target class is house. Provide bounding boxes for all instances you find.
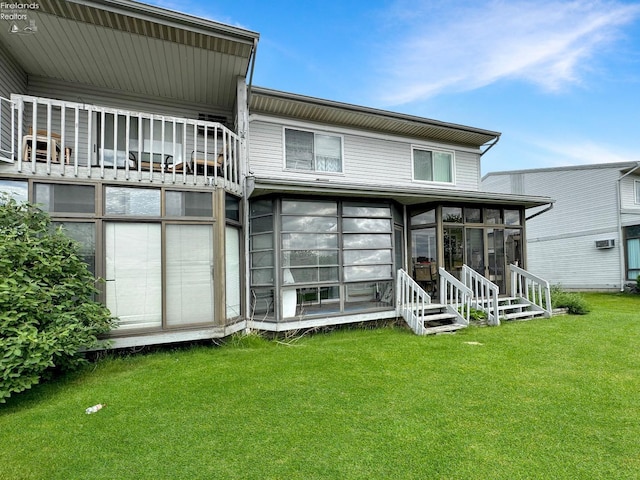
[0,0,554,348]
[482,162,640,291]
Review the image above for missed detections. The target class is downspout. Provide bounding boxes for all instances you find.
[616,162,640,291]
[246,38,258,106]
[526,203,553,221]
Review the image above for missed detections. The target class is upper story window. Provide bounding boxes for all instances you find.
[285,128,342,173]
[635,180,640,205]
[413,147,454,184]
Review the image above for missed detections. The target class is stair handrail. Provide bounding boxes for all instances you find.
[438,267,473,326]
[461,265,500,326]
[509,264,552,318]
[396,268,431,335]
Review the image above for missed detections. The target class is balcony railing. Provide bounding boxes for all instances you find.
[1,95,242,193]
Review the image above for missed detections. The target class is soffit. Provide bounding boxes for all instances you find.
[250,87,500,149]
[0,0,258,109]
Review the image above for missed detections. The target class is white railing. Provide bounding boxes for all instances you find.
[6,95,242,193]
[0,96,14,163]
[396,268,432,335]
[439,267,472,326]
[509,264,552,318]
[461,264,500,326]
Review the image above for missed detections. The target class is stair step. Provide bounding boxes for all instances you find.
[498,303,527,312]
[423,324,467,335]
[503,310,545,320]
[421,313,457,323]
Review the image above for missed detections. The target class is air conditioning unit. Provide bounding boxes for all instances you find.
[595,239,615,249]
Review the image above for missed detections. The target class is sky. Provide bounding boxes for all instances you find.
[148,0,640,175]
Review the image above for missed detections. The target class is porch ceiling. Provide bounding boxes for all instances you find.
[0,0,258,109]
[250,87,500,149]
[248,177,554,209]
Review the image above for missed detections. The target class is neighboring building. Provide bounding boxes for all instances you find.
[0,0,553,347]
[482,162,640,290]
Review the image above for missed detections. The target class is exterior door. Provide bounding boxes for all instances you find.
[487,228,506,293]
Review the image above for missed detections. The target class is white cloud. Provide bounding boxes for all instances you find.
[533,139,640,167]
[377,0,640,104]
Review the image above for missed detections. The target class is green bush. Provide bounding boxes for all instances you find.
[0,197,115,403]
[550,284,590,315]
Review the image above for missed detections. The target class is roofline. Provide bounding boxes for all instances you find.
[248,176,554,208]
[482,161,640,180]
[251,86,501,140]
[69,0,260,44]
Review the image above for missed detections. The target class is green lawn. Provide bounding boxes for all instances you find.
[1,293,639,479]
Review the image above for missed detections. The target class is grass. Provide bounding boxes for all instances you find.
[1,293,639,479]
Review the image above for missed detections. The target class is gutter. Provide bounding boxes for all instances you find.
[616,162,640,291]
[525,202,554,221]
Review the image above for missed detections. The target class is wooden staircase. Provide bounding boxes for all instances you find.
[498,297,547,321]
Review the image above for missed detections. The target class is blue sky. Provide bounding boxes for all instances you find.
[149,0,640,175]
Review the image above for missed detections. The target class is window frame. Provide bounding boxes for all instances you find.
[411,145,456,185]
[283,127,344,174]
[635,180,640,205]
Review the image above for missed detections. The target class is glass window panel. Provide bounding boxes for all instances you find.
[343,218,391,233]
[105,186,160,216]
[251,215,273,234]
[636,181,640,204]
[464,208,482,223]
[252,251,274,268]
[412,227,437,264]
[226,227,241,319]
[626,225,640,238]
[35,183,95,213]
[343,205,391,217]
[345,281,393,306]
[282,233,338,249]
[287,267,339,283]
[344,265,392,281]
[285,129,313,170]
[53,222,96,276]
[504,209,521,226]
[251,288,275,319]
[251,233,273,250]
[250,199,273,217]
[282,216,338,232]
[343,234,391,249]
[411,209,436,226]
[165,191,212,217]
[433,151,453,182]
[0,180,28,203]
[225,194,240,221]
[413,149,432,181]
[165,224,214,326]
[442,207,463,223]
[282,200,337,215]
[344,249,392,265]
[486,208,502,224]
[105,222,162,330]
[252,268,274,285]
[315,134,342,172]
[283,251,339,267]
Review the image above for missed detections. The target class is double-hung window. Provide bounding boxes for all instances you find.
[285,128,342,173]
[635,180,640,205]
[413,147,454,183]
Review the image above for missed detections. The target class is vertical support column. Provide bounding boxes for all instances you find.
[214,188,227,326]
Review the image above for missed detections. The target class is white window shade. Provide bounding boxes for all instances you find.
[165,224,214,326]
[106,222,162,330]
[226,226,241,319]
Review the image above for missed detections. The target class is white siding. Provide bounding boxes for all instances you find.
[620,174,640,211]
[0,44,27,99]
[248,118,481,191]
[527,231,621,290]
[483,165,630,289]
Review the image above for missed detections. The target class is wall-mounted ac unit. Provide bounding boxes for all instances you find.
[595,239,615,249]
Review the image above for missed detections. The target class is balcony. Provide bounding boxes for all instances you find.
[0,95,242,193]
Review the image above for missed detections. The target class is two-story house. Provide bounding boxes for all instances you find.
[0,0,553,347]
[483,162,640,290]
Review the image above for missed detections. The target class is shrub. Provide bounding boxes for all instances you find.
[550,284,590,315]
[0,197,115,403]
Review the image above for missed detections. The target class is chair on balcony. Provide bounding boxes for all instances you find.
[190,150,225,176]
[22,128,70,164]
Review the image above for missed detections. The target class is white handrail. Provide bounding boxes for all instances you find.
[509,264,552,317]
[0,96,15,163]
[439,267,472,325]
[461,264,500,326]
[9,94,242,193]
[396,268,431,335]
